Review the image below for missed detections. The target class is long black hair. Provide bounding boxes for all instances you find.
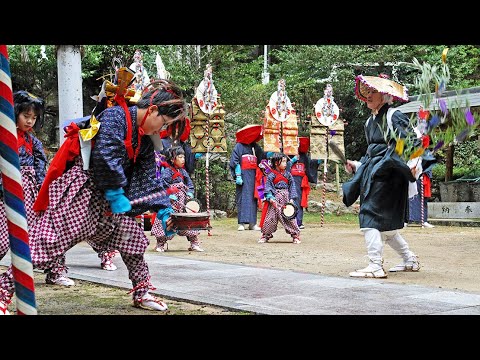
[13,90,45,131]
[137,79,187,141]
[270,152,287,170]
[165,145,185,167]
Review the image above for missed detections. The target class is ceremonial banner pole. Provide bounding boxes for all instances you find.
[0,45,37,315]
[314,84,340,228]
[320,132,328,227]
[420,174,425,228]
[203,65,214,236]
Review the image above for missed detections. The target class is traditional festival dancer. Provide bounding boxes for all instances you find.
[151,146,204,252]
[259,152,301,244]
[0,91,47,315]
[343,74,421,278]
[157,117,197,176]
[229,124,265,231]
[8,80,186,312]
[290,137,320,229]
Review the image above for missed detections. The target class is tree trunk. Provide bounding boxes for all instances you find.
[445,144,454,181]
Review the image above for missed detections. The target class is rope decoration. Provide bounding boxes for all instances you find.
[0,45,37,315]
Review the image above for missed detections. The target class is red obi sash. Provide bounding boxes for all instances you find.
[271,169,289,185]
[290,162,306,177]
[241,154,257,170]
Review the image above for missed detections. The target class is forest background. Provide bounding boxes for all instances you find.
[7,45,480,213]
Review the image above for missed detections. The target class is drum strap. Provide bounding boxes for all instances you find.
[271,168,289,185]
[166,164,185,181]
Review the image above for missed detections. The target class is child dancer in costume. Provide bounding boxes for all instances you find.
[151,146,204,252]
[259,152,301,244]
[2,80,186,313]
[0,91,48,315]
[290,137,321,229]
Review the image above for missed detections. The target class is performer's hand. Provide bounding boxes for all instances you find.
[345,160,355,174]
[165,217,174,231]
[236,175,243,185]
[410,167,417,178]
[105,188,132,214]
[186,192,194,200]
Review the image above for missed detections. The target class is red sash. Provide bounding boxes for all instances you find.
[241,154,257,170]
[423,175,431,198]
[290,163,306,177]
[166,164,184,181]
[33,123,81,212]
[271,169,289,185]
[17,130,33,155]
[300,174,310,208]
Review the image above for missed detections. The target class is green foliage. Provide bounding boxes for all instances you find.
[192,158,236,215]
[7,44,480,199]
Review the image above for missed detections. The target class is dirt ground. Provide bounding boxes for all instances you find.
[153,215,480,294]
[2,187,479,315]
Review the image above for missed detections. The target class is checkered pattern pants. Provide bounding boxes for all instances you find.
[1,161,153,302]
[0,166,40,260]
[151,182,199,244]
[261,189,300,240]
[0,167,42,302]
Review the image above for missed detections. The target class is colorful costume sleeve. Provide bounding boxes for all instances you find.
[33,123,81,212]
[31,134,48,185]
[229,143,242,178]
[287,172,297,201]
[91,106,170,216]
[182,141,196,175]
[300,175,310,208]
[91,107,130,190]
[181,168,195,193]
[159,167,175,189]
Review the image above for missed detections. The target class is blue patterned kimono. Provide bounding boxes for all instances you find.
[0,132,47,189]
[91,106,170,216]
[160,137,195,175]
[229,142,264,225]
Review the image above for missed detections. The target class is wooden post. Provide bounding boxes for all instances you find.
[335,162,340,195]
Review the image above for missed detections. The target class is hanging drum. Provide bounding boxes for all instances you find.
[171,212,212,231]
[281,202,298,221]
[185,199,201,213]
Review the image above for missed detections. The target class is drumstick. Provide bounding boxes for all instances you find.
[328,140,347,164]
[129,186,179,206]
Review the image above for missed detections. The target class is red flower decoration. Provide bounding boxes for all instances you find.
[316,112,321,118]
[271,108,276,114]
[422,135,430,148]
[199,99,204,107]
[333,114,337,120]
[418,108,430,120]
